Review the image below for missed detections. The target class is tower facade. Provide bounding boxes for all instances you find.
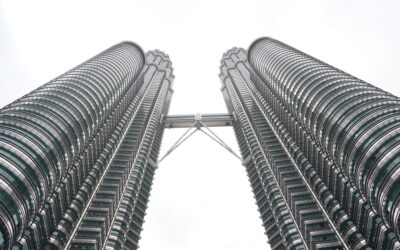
[0,42,173,249]
[2,37,400,250]
[220,38,400,249]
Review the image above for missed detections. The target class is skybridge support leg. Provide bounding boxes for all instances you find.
[159,113,241,163]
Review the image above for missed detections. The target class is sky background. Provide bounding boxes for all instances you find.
[1,0,400,249]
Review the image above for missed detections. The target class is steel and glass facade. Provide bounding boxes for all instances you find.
[0,43,173,249]
[221,38,400,249]
[2,37,400,250]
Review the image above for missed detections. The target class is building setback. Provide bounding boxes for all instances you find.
[220,38,400,250]
[0,42,174,249]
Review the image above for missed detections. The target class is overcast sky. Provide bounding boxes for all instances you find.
[1,0,400,249]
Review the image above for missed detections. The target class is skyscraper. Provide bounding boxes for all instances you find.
[2,37,400,250]
[0,42,173,249]
[220,38,400,249]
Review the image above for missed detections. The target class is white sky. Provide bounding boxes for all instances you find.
[1,0,400,249]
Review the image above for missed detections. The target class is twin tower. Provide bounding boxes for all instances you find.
[0,38,400,250]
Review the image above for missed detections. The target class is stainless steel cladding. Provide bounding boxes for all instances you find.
[221,38,400,250]
[0,43,173,250]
